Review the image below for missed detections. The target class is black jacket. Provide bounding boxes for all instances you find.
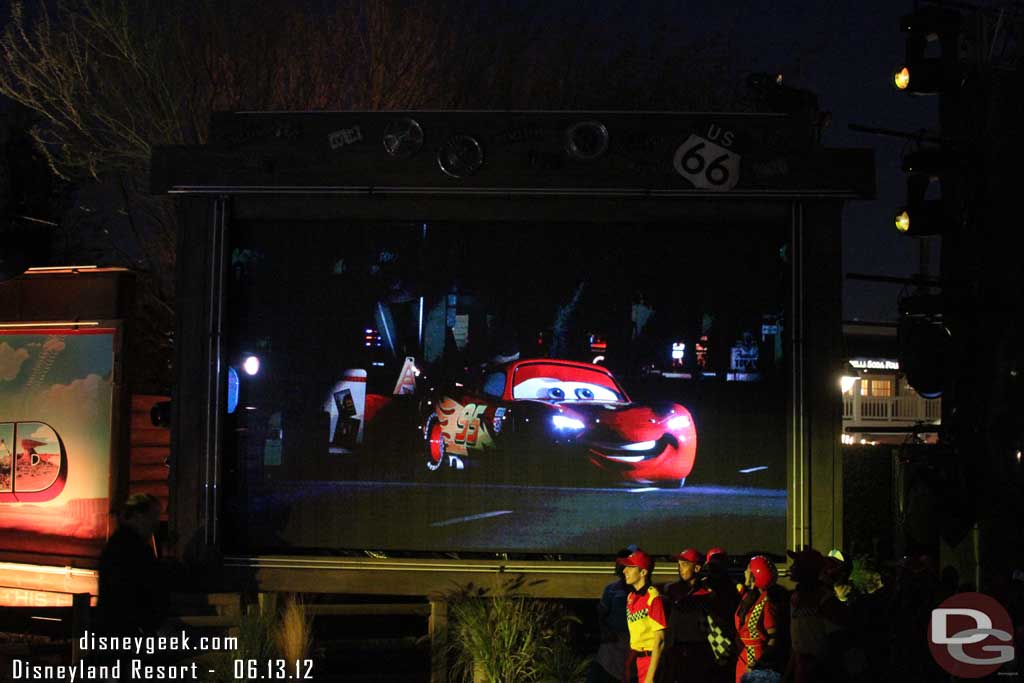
[661,578,715,645]
[97,526,168,635]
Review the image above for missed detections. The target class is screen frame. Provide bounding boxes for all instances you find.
[171,195,839,593]
[163,110,862,592]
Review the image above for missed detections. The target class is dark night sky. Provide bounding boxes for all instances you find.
[666,0,942,322]
[2,0,952,322]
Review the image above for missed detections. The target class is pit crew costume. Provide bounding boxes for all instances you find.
[627,585,667,682]
[735,556,782,683]
[618,549,666,683]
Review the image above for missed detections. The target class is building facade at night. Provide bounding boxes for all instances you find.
[841,322,940,446]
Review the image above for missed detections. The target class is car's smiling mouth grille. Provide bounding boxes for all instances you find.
[586,434,677,461]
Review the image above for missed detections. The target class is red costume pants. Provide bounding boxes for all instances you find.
[735,638,766,683]
[625,650,652,682]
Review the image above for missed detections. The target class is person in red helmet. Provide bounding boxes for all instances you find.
[704,548,731,600]
[618,548,666,683]
[703,547,740,683]
[734,556,785,683]
[706,547,727,565]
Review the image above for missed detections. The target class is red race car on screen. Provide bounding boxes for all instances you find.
[421,359,697,488]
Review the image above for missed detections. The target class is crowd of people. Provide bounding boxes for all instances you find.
[587,544,1024,683]
[94,494,1024,682]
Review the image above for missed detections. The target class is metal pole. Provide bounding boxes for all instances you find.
[419,223,427,352]
[429,599,448,683]
[71,592,91,664]
[919,237,930,281]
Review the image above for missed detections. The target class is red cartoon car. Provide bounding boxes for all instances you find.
[421,359,697,487]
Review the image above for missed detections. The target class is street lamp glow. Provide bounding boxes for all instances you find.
[243,355,261,376]
[840,376,858,394]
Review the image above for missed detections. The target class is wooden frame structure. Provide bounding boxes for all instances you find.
[152,110,873,599]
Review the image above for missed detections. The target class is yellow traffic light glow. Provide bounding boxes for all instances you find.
[895,210,911,233]
[894,66,911,90]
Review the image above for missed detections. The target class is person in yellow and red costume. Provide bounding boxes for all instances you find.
[618,548,666,683]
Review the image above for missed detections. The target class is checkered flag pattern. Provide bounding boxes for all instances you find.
[704,612,735,664]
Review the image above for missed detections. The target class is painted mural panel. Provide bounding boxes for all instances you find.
[0,328,116,558]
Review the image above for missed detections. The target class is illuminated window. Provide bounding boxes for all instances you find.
[870,379,892,397]
[859,377,893,397]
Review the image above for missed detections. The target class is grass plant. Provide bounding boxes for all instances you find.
[275,596,313,665]
[196,595,312,682]
[442,576,589,683]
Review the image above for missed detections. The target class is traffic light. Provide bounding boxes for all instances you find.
[891,6,974,238]
[899,443,976,548]
[894,145,964,237]
[898,292,949,398]
[893,7,963,95]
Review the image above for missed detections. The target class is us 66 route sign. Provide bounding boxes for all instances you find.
[673,129,741,191]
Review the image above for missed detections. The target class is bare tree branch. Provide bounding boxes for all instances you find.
[0,0,751,388]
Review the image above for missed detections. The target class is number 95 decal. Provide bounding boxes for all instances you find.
[438,400,494,456]
[673,134,740,191]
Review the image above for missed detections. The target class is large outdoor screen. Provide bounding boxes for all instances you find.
[222,221,790,557]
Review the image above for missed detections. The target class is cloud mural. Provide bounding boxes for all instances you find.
[42,338,66,353]
[27,425,55,446]
[29,374,106,422]
[0,343,30,382]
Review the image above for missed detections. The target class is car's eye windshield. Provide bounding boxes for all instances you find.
[512,377,623,402]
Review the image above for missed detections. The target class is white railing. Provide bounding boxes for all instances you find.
[842,394,941,423]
